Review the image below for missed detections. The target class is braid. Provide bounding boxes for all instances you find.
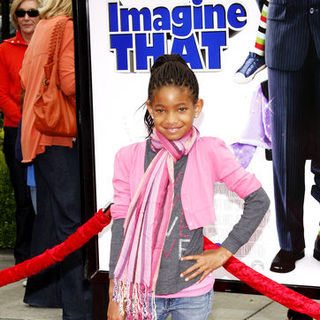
[145,54,199,137]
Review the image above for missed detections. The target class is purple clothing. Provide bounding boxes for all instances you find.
[111,136,261,229]
[231,85,272,168]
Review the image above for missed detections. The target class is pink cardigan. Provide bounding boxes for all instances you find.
[111,136,261,229]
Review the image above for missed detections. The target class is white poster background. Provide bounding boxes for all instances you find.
[87,0,320,287]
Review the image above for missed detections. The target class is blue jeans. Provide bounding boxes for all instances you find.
[24,144,93,319]
[152,290,213,320]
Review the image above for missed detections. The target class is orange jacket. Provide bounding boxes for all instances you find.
[20,16,75,162]
[0,31,27,127]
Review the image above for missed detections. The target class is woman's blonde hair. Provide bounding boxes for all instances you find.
[39,0,72,19]
[10,0,41,29]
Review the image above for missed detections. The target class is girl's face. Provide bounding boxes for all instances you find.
[16,0,40,36]
[147,85,203,141]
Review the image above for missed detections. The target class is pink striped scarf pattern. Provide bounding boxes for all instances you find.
[113,127,199,319]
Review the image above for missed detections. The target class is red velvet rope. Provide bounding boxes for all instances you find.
[203,236,320,319]
[0,208,111,288]
[0,209,319,318]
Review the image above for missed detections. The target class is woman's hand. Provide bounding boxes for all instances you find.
[107,279,126,320]
[180,246,233,283]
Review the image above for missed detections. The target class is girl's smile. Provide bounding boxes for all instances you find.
[147,85,203,140]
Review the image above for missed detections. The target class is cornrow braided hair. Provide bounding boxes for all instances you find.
[144,54,199,137]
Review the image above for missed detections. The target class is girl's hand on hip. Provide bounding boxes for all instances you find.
[180,246,233,283]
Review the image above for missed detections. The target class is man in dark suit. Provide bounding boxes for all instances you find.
[266,0,320,274]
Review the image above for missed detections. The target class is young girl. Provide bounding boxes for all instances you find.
[108,54,270,320]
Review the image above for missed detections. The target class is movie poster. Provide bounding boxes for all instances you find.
[87,0,320,288]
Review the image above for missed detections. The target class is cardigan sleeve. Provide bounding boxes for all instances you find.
[59,20,75,98]
[110,146,132,220]
[221,187,270,254]
[0,45,22,125]
[109,218,124,278]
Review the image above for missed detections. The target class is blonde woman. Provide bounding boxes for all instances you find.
[0,0,40,267]
[20,0,92,318]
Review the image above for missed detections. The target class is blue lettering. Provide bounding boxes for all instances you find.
[228,4,247,29]
[109,3,118,32]
[193,4,203,30]
[120,8,152,31]
[135,33,165,70]
[171,35,203,69]
[153,7,171,31]
[204,5,226,29]
[201,31,226,69]
[110,34,133,70]
[107,1,248,72]
[172,6,192,37]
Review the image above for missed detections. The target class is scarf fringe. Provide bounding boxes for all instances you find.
[113,278,157,320]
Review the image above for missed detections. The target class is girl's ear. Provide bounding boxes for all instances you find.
[146,100,154,118]
[194,99,204,118]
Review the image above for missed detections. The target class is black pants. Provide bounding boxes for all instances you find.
[24,144,92,319]
[2,126,34,264]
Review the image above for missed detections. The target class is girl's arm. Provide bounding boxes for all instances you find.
[108,146,133,318]
[109,146,133,276]
[221,187,270,253]
[180,187,270,282]
[108,278,125,320]
[109,219,124,278]
[108,219,126,319]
